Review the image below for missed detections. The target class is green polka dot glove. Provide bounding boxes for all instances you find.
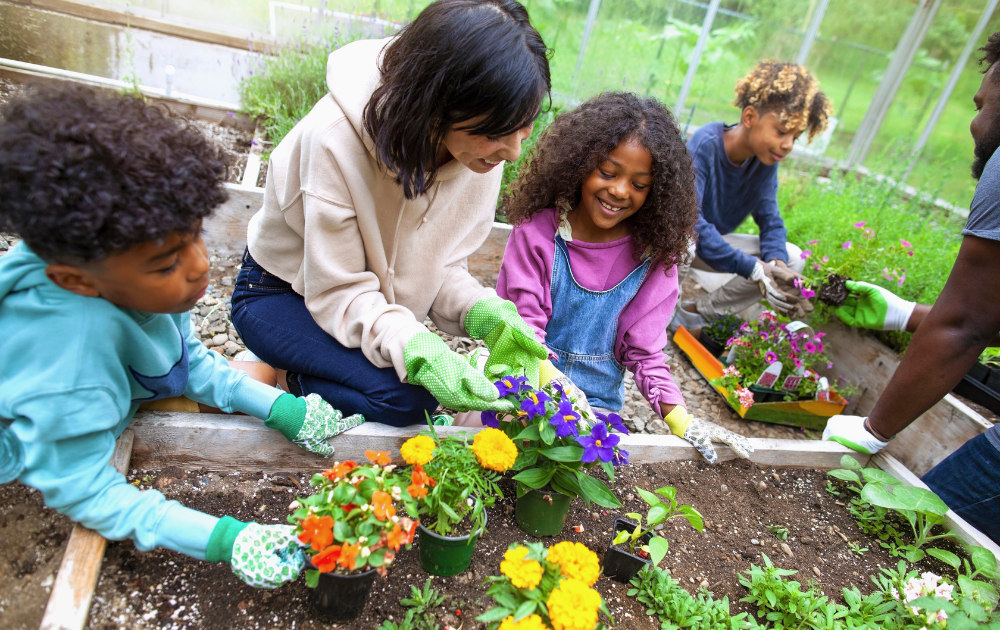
[465,297,548,389]
[404,332,515,412]
[265,393,365,457]
[207,517,305,589]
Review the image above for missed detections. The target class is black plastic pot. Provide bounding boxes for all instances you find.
[953,374,1000,415]
[968,361,990,384]
[698,329,726,358]
[748,384,787,404]
[603,517,652,584]
[307,562,377,623]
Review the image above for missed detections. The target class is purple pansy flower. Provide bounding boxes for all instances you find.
[602,412,630,435]
[759,331,770,341]
[481,410,500,428]
[613,449,630,467]
[577,422,619,463]
[496,375,530,397]
[550,400,580,438]
[520,390,551,420]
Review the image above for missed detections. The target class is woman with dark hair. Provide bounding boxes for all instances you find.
[231,0,551,428]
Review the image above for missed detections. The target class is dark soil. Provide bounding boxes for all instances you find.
[817,274,849,307]
[2,458,972,629]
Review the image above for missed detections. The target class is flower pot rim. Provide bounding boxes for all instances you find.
[608,517,653,562]
[523,486,573,500]
[418,510,487,542]
[306,559,379,578]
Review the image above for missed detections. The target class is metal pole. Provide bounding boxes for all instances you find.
[674,0,721,116]
[796,0,830,65]
[572,0,602,92]
[846,0,943,168]
[902,0,1000,184]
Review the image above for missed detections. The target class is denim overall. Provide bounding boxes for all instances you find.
[544,235,652,411]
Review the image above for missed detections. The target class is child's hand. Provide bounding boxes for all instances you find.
[661,405,753,464]
[229,523,306,588]
[465,297,548,388]
[265,393,364,457]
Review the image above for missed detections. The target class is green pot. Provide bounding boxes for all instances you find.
[417,513,486,576]
[515,488,572,537]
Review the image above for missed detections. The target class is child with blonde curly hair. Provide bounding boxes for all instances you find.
[671,61,833,328]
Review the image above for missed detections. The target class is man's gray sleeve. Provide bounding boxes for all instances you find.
[964,152,1000,241]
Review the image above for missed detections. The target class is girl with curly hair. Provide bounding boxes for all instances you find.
[492,93,752,461]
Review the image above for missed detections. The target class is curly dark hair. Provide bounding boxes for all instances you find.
[733,61,832,142]
[0,84,229,263]
[502,92,697,269]
[979,31,1000,75]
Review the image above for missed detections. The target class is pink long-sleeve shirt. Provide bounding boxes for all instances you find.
[497,208,685,414]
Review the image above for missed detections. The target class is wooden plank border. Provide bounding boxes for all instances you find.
[39,431,134,630]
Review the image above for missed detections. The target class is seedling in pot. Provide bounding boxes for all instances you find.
[612,485,703,567]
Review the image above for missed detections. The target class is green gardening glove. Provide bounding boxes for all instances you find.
[404,332,515,412]
[265,393,365,457]
[834,280,917,331]
[465,297,548,388]
[207,517,305,589]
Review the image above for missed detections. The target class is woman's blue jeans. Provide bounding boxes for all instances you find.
[923,428,1000,545]
[230,250,437,427]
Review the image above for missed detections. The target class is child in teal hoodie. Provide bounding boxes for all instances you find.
[0,85,365,588]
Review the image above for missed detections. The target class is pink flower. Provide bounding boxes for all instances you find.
[853,221,867,228]
[803,341,817,353]
[723,365,740,377]
[759,331,770,341]
[812,263,821,271]
[826,362,833,369]
[863,228,875,239]
[807,239,820,245]
[897,272,906,287]
[900,238,912,248]
[793,358,803,368]
[814,332,826,339]
[800,250,811,259]
[907,250,914,257]
[842,241,852,249]
[801,288,816,299]
[765,351,778,363]
[822,255,829,263]
[736,386,754,408]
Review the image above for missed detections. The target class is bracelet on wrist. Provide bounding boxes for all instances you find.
[864,417,893,443]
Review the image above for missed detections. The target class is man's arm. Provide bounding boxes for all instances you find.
[868,235,1000,437]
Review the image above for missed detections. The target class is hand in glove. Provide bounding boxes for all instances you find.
[822,415,890,455]
[834,280,916,331]
[465,297,548,388]
[750,260,812,318]
[539,358,596,420]
[265,393,365,458]
[207,517,305,588]
[405,332,515,412]
[662,405,753,464]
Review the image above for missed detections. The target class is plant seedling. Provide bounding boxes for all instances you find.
[848,541,868,556]
[767,525,789,540]
[377,578,446,630]
[612,485,703,567]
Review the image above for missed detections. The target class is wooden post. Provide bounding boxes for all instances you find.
[39,431,135,630]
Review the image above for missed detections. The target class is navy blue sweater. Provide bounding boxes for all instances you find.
[687,122,789,278]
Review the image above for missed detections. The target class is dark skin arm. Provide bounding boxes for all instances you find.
[868,235,1000,437]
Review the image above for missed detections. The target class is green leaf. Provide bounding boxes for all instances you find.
[513,467,557,489]
[827,469,860,483]
[973,580,1000,609]
[368,547,386,567]
[305,569,320,588]
[905,547,926,563]
[550,469,581,499]
[577,472,623,508]
[970,546,1000,577]
[648,536,670,566]
[476,607,514,623]
[612,530,631,545]
[514,449,539,470]
[636,487,662,507]
[861,468,900,485]
[513,600,537,621]
[646,504,669,526]
[514,425,540,441]
[926,548,961,570]
[892,486,950,516]
[333,520,352,542]
[625,512,642,522]
[840,454,863,471]
[678,505,704,532]
[540,446,585,462]
[654,486,677,501]
[540,422,556,445]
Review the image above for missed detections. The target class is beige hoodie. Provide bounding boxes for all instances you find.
[247,37,501,380]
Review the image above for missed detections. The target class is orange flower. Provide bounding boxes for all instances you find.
[312,544,341,573]
[371,490,396,521]
[338,542,362,570]
[407,483,428,499]
[387,524,408,550]
[403,517,418,544]
[365,450,392,466]
[322,460,357,481]
[298,514,334,552]
[411,464,436,488]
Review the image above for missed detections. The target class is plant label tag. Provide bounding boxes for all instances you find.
[781,375,802,390]
[755,362,783,389]
[815,376,831,401]
[785,321,815,337]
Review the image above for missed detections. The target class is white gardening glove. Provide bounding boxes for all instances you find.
[822,415,889,455]
[750,261,802,317]
[835,281,916,331]
[663,406,753,464]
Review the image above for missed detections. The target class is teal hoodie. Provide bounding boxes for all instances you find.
[0,244,282,559]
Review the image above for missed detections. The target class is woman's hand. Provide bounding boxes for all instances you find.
[404,332,516,412]
[465,297,548,388]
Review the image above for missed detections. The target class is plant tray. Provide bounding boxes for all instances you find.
[673,325,847,431]
[952,373,1000,416]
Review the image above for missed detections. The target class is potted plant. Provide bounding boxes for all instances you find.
[289,450,418,623]
[604,485,703,583]
[477,541,613,629]
[399,422,517,576]
[954,348,1000,414]
[699,314,742,358]
[483,376,627,537]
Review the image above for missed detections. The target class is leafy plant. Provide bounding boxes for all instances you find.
[399,420,513,536]
[739,553,847,629]
[767,525,790,541]
[848,542,868,556]
[628,566,759,630]
[925,546,1000,610]
[377,578,446,630]
[612,485,703,567]
[290,450,418,586]
[702,314,744,347]
[485,376,626,509]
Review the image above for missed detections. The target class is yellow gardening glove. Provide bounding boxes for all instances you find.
[663,406,753,464]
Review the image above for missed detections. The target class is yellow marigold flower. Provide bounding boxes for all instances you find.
[547,579,602,630]
[498,614,550,630]
[500,546,543,590]
[472,428,518,472]
[400,435,435,466]
[546,541,600,587]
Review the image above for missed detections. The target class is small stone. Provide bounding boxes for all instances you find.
[633,417,646,433]
[812,566,822,578]
[590,512,600,521]
[210,323,227,334]
[647,419,668,435]
[780,543,793,557]
[700,580,709,588]
[209,311,224,322]
[224,341,240,354]
[625,494,635,502]
[772,472,781,483]
[750,539,760,545]
[221,276,233,287]
[209,333,228,346]
[800,536,812,545]
[720,484,728,492]
[757,481,768,491]
[199,306,212,316]
[689,577,695,584]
